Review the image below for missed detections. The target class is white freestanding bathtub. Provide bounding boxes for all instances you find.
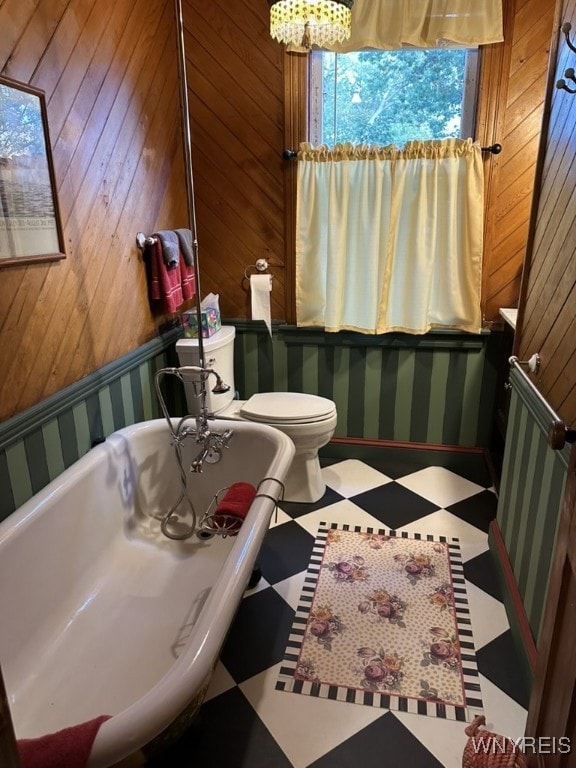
[0,418,294,767]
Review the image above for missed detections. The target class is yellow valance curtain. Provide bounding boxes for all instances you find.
[295,139,484,335]
[326,0,504,51]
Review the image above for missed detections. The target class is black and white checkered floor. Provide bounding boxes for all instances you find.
[149,456,530,767]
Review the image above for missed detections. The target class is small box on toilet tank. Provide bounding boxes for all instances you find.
[181,307,221,338]
[181,292,221,338]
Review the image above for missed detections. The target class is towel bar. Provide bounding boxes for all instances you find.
[509,356,576,450]
[135,231,158,249]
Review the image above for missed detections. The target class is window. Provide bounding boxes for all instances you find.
[309,48,480,148]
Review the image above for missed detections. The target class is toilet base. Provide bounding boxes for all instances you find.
[283,451,326,504]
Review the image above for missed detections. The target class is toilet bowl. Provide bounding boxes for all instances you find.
[219,392,338,503]
[175,327,337,503]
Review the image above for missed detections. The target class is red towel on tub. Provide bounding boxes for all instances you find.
[17,715,111,768]
[213,482,257,533]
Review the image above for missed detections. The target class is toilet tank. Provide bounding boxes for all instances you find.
[175,326,236,415]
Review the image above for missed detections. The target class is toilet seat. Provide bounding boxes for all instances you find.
[239,392,336,425]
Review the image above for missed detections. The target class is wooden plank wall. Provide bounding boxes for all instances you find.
[479,0,557,322]
[0,0,189,423]
[0,0,562,424]
[183,0,556,326]
[182,0,287,320]
[517,0,576,429]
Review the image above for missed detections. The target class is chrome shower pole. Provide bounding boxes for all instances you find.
[173,0,205,372]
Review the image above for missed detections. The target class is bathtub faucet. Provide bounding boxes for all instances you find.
[174,364,231,438]
[154,365,234,472]
[155,365,230,426]
[177,365,231,397]
[190,428,234,473]
[153,366,234,538]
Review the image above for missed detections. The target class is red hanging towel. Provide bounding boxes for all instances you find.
[146,237,184,313]
[180,256,196,301]
[145,234,196,314]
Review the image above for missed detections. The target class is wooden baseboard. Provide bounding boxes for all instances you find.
[329,436,485,454]
[489,519,538,672]
[321,437,493,485]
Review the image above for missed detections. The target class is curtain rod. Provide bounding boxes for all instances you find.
[282,143,502,159]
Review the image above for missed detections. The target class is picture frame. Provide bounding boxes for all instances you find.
[0,76,65,267]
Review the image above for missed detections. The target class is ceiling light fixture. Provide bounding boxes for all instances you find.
[268,0,354,49]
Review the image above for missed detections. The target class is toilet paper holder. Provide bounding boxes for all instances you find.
[244,258,273,280]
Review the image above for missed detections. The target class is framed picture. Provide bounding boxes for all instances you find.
[0,76,65,267]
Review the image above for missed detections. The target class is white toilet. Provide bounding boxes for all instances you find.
[175,326,337,503]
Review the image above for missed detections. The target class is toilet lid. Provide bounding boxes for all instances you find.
[240,392,336,424]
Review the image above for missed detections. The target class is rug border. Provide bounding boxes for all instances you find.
[275,522,484,722]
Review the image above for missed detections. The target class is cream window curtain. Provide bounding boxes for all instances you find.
[327,0,503,51]
[295,139,483,335]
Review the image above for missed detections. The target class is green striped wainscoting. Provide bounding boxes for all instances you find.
[0,320,504,524]
[232,321,502,448]
[0,329,186,523]
[496,367,569,644]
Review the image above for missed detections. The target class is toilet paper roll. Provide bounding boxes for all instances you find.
[250,274,272,337]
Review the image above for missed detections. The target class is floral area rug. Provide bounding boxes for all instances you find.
[276,524,483,722]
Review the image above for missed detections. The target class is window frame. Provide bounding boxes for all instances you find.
[308,47,481,148]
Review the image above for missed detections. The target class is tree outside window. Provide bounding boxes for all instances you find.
[310,48,479,148]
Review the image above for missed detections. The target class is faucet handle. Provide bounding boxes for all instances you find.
[191,446,209,472]
[220,428,234,446]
